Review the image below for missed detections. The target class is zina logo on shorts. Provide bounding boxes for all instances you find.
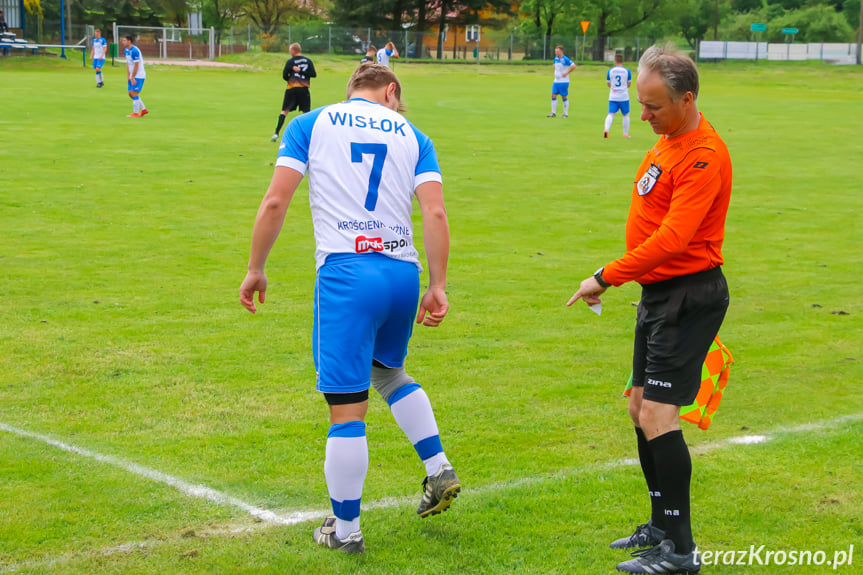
[355,235,384,253]
[647,378,672,388]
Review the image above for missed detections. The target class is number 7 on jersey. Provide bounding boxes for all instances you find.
[351,142,388,211]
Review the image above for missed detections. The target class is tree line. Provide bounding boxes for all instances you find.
[27,0,862,45]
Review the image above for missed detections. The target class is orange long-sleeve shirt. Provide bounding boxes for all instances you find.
[602,114,732,286]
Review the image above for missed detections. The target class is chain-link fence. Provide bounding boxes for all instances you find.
[22,19,89,45]
[9,18,860,65]
[217,24,676,64]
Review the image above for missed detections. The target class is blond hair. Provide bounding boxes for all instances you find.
[347,63,404,113]
[289,42,301,54]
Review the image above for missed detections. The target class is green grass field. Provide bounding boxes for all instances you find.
[1,53,862,574]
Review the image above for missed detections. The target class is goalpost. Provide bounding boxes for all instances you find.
[113,24,216,61]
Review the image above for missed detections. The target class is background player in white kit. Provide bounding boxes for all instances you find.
[91,28,107,88]
[239,64,460,554]
[376,41,399,67]
[604,53,632,138]
[548,45,576,118]
[122,35,148,118]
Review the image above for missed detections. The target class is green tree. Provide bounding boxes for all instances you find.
[519,0,583,38]
[162,0,189,26]
[203,0,248,42]
[679,0,715,47]
[582,0,682,59]
[774,3,854,41]
[720,3,854,41]
[843,0,860,29]
[244,0,310,33]
[732,0,764,12]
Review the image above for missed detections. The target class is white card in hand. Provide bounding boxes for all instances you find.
[589,303,602,315]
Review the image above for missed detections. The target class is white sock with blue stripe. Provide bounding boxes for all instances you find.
[325,421,368,540]
[388,383,449,477]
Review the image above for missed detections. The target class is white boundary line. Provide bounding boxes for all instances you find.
[0,421,324,527]
[1,412,861,573]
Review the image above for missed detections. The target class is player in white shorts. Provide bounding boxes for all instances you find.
[239,64,460,554]
[604,53,632,138]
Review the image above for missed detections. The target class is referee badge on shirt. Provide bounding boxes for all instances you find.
[636,164,662,196]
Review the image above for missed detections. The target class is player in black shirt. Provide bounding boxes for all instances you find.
[360,45,376,64]
[272,43,317,142]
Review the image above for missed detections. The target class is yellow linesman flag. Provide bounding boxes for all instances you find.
[623,336,733,430]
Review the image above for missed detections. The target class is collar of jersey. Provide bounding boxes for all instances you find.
[346,97,381,106]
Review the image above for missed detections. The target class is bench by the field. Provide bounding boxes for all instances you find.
[1,31,87,64]
[0,31,38,55]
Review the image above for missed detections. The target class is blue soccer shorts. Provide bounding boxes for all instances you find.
[92,58,105,69]
[127,78,145,92]
[551,82,570,98]
[314,252,420,394]
[609,100,630,115]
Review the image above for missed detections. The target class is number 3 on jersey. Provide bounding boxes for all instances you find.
[351,142,388,211]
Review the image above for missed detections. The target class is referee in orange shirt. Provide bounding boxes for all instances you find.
[568,44,731,574]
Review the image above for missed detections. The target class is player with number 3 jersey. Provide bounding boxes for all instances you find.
[240,64,460,555]
[605,53,632,138]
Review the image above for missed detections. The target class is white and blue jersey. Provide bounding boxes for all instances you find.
[276,97,442,272]
[553,55,574,83]
[125,45,146,79]
[607,65,631,101]
[376,48,394,67]
[92,36,107,66]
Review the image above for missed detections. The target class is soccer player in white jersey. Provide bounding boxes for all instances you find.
[376,41,399,67]
[239,64,460,554]
[122,35,148,118]
[604,53,632,138]
[91,28,107,88]
[548,45,576,118]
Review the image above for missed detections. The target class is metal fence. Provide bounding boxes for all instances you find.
[7,19,861,65]
[217,24,678,64]
[21,19,89,45]
[217,24,860,65]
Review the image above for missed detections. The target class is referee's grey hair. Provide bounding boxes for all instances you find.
[638,44,699,101]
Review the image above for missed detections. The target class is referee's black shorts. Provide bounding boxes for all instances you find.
[631,266,729,406]
[281,86,311,113]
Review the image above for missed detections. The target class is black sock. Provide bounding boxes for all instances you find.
[275,114,286,136]
[648,430,693,554]
[635,427,666,531]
